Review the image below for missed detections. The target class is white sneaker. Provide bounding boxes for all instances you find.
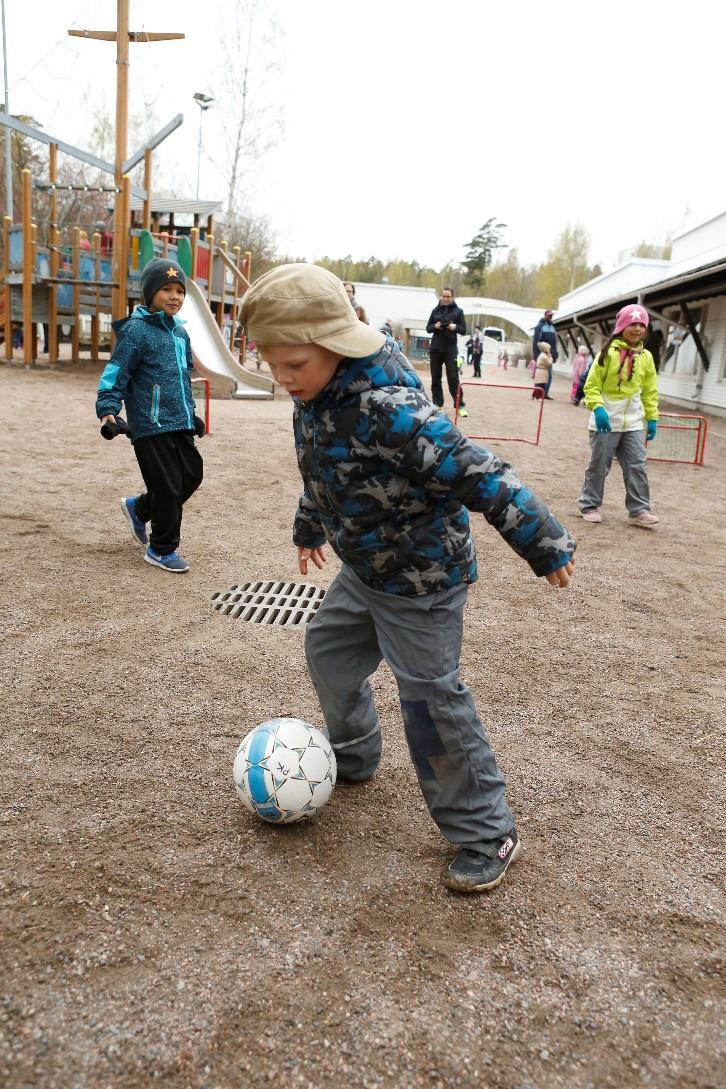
[628,511,659,527]
[581,509,602,523]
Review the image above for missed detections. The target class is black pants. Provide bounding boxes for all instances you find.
[472,353,482,378]
[133,431,203,555]
[429,348,464,408]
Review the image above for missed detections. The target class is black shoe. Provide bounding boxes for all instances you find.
[444,830,521,892]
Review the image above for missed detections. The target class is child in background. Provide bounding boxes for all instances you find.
[570,345,589,403]
[95,259,204,572]
[572,356,592,406]
[240,264,575,894]
[579,304,659,527]
[471,326,484,377]
[532,340,552,399]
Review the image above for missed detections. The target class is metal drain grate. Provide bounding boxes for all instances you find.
[211,580,326,627]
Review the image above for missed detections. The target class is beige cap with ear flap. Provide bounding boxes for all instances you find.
[240,264,386,358]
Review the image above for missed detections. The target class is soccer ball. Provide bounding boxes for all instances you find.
[233,717,337,824]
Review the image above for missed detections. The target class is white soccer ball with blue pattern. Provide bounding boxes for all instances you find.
[233,717,337,823]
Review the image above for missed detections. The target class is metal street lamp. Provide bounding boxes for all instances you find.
[1,0,12,218]
[193,92,214,200]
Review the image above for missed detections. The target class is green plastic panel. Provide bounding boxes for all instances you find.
[176,234,193,277]
[139,230,155,269]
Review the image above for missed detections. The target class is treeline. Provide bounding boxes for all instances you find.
[307,224,602,309]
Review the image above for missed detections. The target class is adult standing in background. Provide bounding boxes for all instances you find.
[644,322,664,371]
[532,308,558,398]
[343,281,369,324]
[426,287,468,415]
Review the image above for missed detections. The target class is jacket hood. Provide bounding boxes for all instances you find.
[312,340,423,406]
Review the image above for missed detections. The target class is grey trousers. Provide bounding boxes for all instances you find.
[579,429,651,515]
[304,564,514,846]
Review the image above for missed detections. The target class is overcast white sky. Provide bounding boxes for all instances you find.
[6,0,725,273]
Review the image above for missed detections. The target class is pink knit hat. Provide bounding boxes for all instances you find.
[614,304,649,336]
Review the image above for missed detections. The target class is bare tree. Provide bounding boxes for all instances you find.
[216,0,284,230]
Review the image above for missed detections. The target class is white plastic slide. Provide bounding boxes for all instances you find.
[180,278,274,399]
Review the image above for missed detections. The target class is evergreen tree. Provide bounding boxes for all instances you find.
[462,218,507,290]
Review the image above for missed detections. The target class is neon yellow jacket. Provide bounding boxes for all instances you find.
[583,338,659,432]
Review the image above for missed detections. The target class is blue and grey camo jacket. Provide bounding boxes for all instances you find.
[95,307,196,442]
[292,340,575,596]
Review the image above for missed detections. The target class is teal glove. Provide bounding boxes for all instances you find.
[594,406,612,433]
[646,420,657,442]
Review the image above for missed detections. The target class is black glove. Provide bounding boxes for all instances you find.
[193,414,206,439]
[100,416,134,441]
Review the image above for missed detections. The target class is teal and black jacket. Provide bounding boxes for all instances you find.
[292,340,575,596]
[95,307,196,442]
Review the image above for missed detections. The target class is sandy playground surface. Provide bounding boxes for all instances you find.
[0,358,724,1089]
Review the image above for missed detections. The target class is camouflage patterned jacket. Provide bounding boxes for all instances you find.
[292,341,575,596]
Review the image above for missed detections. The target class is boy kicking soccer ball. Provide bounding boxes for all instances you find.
[240,264,576,893]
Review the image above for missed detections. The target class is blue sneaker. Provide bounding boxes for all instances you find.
[144,547,190,573]
[121,497,148,547]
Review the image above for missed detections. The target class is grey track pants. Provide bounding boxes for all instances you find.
[579,429,651,515]
[304,564,514,846]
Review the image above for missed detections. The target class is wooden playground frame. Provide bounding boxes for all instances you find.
[0,2,253,370]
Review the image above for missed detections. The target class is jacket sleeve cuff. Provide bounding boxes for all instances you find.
[96,399,120,418]
[292,517,326,549]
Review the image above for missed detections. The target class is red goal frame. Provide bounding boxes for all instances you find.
[648,412,707,466]
[454,382,545,445]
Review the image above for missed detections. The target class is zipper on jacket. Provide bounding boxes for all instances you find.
[171,328,193,430]
[151,384,161,426]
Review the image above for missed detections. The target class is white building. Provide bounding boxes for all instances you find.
[553,211,726,416]
[346,282,535,363]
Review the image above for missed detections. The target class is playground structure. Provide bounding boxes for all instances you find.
[0,3,273,400]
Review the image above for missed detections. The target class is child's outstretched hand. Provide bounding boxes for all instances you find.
[298,545,326,576]
[545,557,575,589]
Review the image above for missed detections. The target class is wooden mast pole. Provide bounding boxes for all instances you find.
[112,0,129,322]
[48,143,59,363]
[68,9,184,326]
[21,169,33,367]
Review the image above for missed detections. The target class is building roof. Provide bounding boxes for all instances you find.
[126,197,222,218]
[554,207,726,333]
[553,255,726,332]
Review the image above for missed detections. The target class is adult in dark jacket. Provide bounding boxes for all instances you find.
[426,287,467,414]
[532,309,558,398]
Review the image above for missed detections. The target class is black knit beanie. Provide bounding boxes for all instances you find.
[140,258,187,307]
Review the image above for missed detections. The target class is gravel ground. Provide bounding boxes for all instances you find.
[1,360,724,1089]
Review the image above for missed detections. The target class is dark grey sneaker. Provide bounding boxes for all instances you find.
[444,830,521,893]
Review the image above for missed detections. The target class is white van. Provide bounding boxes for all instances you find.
[482,326,506,344]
